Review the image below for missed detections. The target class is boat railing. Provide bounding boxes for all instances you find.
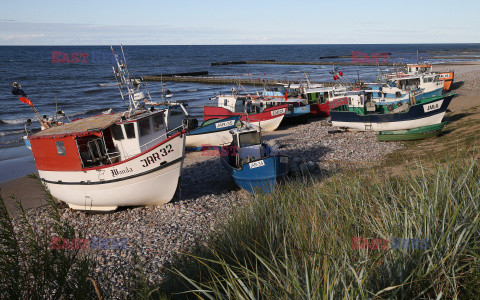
[141,124,184,149]
[101,124,185,165]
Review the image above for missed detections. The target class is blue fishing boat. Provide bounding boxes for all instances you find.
[185,116,241,151]
[219,125,289,193]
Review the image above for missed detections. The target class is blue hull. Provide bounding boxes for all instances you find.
[220,154,289,193]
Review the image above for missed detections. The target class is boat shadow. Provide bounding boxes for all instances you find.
[172,158,239,202]
[172,143,336,203]
[445,112,472,123]
[450,81,464,91]
[279,143,339,179]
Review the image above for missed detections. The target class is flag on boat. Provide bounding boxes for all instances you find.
[19,96,33,106]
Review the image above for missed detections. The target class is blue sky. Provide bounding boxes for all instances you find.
[0,0,478,45]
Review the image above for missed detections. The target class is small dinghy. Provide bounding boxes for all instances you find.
[205,92,288,132]
[219,125,289,193]
[185,116,241,151]
[376,122,447,141]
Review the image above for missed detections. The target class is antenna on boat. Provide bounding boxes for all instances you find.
[111,44,146,113]
[303,73,312,89]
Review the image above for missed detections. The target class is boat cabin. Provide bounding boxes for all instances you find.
[388,74,441,92]
[29,110,168,171]
[156,102,188,132]
[214,94,267,114]
[223,126,269,168]
[304,87,335,104]
[405,63,432,75]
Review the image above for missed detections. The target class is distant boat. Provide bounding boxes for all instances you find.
[330,92,454,131]
[376,122,447,141]
[219,125,289,193]
[303,86,349,117]
[385,63,454,92]
[205,93,287,132]
[252,97,311,121]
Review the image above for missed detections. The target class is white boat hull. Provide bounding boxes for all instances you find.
[250,114,285,132]
[185,130,233,149]
[38,132,186,211]
[332,112,446,131]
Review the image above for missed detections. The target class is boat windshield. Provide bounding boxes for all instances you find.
[239,132,261,147]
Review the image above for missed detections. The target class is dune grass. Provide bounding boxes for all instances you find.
[156,151,480,299]
[0,191,103,299]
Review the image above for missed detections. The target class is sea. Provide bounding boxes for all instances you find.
[1,44,479,182]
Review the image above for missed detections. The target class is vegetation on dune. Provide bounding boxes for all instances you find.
[157,152,480,299]
[0,192,103,299]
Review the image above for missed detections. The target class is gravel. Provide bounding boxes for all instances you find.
[11,117,403,297]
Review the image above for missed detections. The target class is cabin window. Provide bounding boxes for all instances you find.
[224,99,228,106]
[111,124,124,140]
[124,123,136,139]
[170,106,184,116]
[152,114,164,132]
[139,118,151,136]
[56,141,66,156]
[434,75,440,82]
[239,132,261,147]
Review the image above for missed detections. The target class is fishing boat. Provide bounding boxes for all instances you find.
[385,63,454,92]
[23,46,186,211]
[185,116,241,151]
[219,124,289,193]
[252,97,311,121]
[376,122,447,141]
[381,74,444,101]
[438,71,454,92]
[204,93,288,132]
[330,92,454,131]
[303,86,349,117]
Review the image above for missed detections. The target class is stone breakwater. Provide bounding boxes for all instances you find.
[11,118,402,296]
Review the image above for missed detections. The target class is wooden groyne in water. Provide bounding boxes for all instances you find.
[142,75,354,87]
[210,60,396,67]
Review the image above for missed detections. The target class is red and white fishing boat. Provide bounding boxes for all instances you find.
[204,93,287,132]
[23,46,186,211]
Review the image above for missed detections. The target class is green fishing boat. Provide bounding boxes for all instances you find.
[376,122,447,141]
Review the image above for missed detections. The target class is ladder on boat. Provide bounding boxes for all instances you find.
[364,115,373,131]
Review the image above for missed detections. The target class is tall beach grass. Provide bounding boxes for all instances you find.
[0,190,103,299]
[159,153,480,299]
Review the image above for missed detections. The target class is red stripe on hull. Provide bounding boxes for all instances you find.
[203,104,288,122]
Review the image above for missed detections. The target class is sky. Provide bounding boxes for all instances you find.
[0,0,478,45]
